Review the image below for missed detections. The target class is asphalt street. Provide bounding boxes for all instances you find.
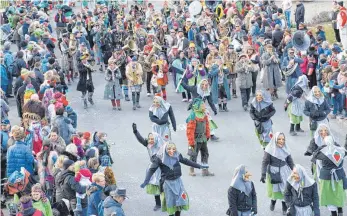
[4,1,347,216]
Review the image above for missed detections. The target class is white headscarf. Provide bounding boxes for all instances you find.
[149,96,171,118]
[314,124,332,147]
[287,164,315,202]
[147,132,165,156]
[156,142,179,170]
[306,86,325,105]
[251,89,273,111]
[294,75,309,91]
[197,79,211,97]
[230,164,253,196]
[265,132,291,161]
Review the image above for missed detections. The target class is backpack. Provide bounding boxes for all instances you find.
[9,59,19,77]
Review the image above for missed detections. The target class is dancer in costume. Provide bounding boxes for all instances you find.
[186,98,214,177]
[250,89,276,149]
[140,142,208,216]
[132,123,164,211]
[260,132,294,215]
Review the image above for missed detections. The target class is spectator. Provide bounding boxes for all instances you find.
[55,8,67,39]
[294,1,305,30]
[52,107,75,144]
[87,173,106,215]
[103,188,127,216]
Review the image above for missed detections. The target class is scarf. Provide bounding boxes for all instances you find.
[156,143,179,170]
[287,164,315,202]
[265,132,291,161]
[197,79,211,98]
[293,75,309,91]
[314,123,332,147]
[230,164,252,196]
[251,89,272,111]
[306,86,325,105]
[149,96,171,118]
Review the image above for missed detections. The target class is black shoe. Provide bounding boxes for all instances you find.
[5,94,14,98]
[125,96,130,101]
[281,201,287,215]
[83,100,88,109]
[223,103,229,112]
[270,200,276,211]
[88,98,94,105]
[243,105,248,111]
[153,205,161,211]
[211,135,219,141]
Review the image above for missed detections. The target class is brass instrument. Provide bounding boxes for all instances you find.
[150,42,162,54]
[69,38,77,56]
[122,40,138,52]
[198,64,204,71]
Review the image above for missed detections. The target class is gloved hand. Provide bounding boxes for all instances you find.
[304,151,312,156]
[260,176,266,183]
[140,182,147,188]
[214,110,217,115]
[284,104,288,112]
[132,123,137,133]
[200,164,209,169]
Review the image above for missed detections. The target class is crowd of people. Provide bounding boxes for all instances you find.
[1,0,347,216]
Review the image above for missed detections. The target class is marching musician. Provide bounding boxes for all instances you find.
[176,28,189,51]
[156,23,169,45]
[151,53,169,100]
[205,45,220,71]
[210,57,231,112]
[222,45,238,98]
[206,22,219,44]
[126,56,144,110]
[186,58,207,100]
[281,48,304,94]
[196,26,210,62]
[185,42,200,61]
[188,22,199,43]
[143,38,154,56]
[245,46,260,97]
[104,59,123,111]
[183,18,192,38]
[60,33,73,84]
[109,46,130,102]
[77,53,95,109]
[218,37,229,57]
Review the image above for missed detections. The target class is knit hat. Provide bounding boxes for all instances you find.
[75,168,92,182]
[63,159,74,170]
[4,41,11,50]
[1,119,10,125]
[83,132,91,140]
[65,106,73,114]
[331,60,339,68]
[20,196,33,211]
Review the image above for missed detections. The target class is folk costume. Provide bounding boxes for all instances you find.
[104,61,123,110]
[226,165,257,216]
[77,54,94,109]
[284,75,309,136]
[149,96,176,141]
[132,124,165,211]
[186,98,214,177]
[250,90,276,149]
[209,63,231,112]
[312,136,347,216]
[284,164,320,216]
[235,53,254,111]
[140,142,206,216]
[126,57,143,110]
[303,86,330,135]
[261,132,294,215]
[151,57,169,100]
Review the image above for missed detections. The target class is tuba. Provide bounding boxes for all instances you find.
[122,40,138,52]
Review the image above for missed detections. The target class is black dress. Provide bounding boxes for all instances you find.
[76,63,94,93]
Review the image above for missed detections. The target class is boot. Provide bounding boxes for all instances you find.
[274,89,279,99]
[232,89,237,98]
[337,208,343,216]
[210,135,219,141]
[223,103,229,112]
[136,93,141,108]
[218,104,223,112]
[88,97,94,105]
[295,123,304,132]
[132,94,136,110]
[202,169,214,176]
[270,200,276,211]
[290,124,297,136]
[125,95,130,101]
[331,211,337,216]
[189,167,196,176]
[83,99,88,109]
[153,195,161,211]
[281,201,287,215]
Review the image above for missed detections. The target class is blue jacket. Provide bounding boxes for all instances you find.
[1,64,8,91]
[209,64,231,104]
[52,115,76,144]
[1,130,9,151]
[87,183,104,215]
[6,141,34,177]
[22,23,30,37]
[4,50,14,73]
[103,196,125,216]
[67,111,77,129]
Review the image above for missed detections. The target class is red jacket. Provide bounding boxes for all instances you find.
[186,116,210,146]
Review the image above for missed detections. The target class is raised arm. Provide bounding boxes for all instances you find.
[132,123,148,147]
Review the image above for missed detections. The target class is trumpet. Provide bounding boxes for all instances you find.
[223,63,228,70]
[198,64,204,71]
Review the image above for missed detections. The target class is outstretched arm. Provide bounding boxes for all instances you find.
[133,123,148,147]
[178,154,202,169]
[141,157,160,187]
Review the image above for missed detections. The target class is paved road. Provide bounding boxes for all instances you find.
[5,1,347,216]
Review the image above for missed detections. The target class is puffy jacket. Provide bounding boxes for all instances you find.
[6,141,34,177]
[103,196,125,216]
[55,14,67,27]
[56,169,86,200]
[87,183,104,215]
[52,115,75,144]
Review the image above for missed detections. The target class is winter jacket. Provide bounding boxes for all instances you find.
[149,106,177,131]
[53,168,63,201]
[32,200,53,216]
[103,196,125,216]
[67,111,77,129]
[6,140,34,177]
[261,152,295,179]
[1,64,8,92]
[33,68,44,85]
[272,29,284,48]
[284,182,320,216]
[14,77,39,97]
[42,38,55,54]
[226,183,257,216]
[186,115,210,146]
[1,130,9,151]
[303,99,330,122]
[144,154,201,184]
[16,208,44,216]
[55,14,67,27]
[295,3,305,23]
[52,115,75,144]
[56,169,86,201]
[0,99,9,120]
[235,60,254,89]
[250,104,276,122]
[284,85,304,107]
[87,183,104,215]
[50,136,66,155]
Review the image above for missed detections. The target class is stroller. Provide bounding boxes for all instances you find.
[0,24,14,45]
[3,168,38,216]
